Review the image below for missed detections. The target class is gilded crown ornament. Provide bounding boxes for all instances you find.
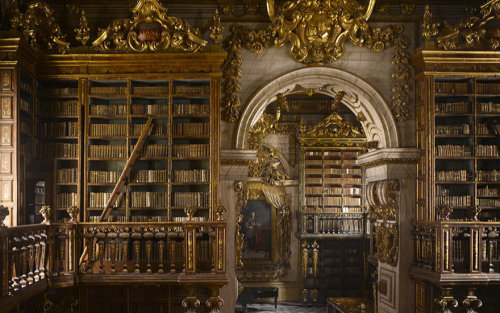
[214,205,226,221]
[184,206,197,221]
[422,5,440,40]
[0,205,9,227]
[66,206,80,223]
[74,10,90,46]
[92,0,207,53]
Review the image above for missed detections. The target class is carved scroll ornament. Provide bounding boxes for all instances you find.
[92,0,207,53]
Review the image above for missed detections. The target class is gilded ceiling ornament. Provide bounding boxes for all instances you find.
[249,145,288,185]
[422,5,439,40]
[400,4,415,16]
[243,0,260,14]
[10,0,70,53]
[92,0,207,53]
[391,27,410,121]
[299,112,364,138]
[217,0,235,15]
[433,0,500,50]
[266,0,377,63]
[209,9,224,44]
[74,10,90,46]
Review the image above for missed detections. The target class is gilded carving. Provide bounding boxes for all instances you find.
[209,10,224,44]
[428,0,500,51]
[266,0,376,63]
[66,206,79,223]
[11,0,70,53]
[366,179,400,266]
[435,288,458,313]
[311,241,319,278]
[422,5,440,40]
[182,296,200,313]
[1,97,12,118]
[462,289,483,313]
[40,205,53,224]
[74,10,90,46]
[248,145,288,185]
[206,296,224,313]
[301,241,308,279]
[92,0,207,53]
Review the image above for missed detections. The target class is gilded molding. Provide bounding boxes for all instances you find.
[10,0,70,54]
[422,5,439,40]
[221,159,253,166]
[359,157,419,168]
[92,0,207,53]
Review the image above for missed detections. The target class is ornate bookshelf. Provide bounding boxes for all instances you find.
[416,75,500,221]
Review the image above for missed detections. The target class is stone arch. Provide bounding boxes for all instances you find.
[235,67,399,149]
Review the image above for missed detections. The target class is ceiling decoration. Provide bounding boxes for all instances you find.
[423,0,500,50]
[92,0,207,53]
[10,0,70,53]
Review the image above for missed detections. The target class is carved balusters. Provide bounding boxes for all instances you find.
[119,232,130,273]
[168,230,177,273]
[155,231,166,273]
[57,229,68,274]
[107,231,118,274]
[83,231,95,273]
[34,234,41,281]
[143,231,154,273]
[487,228,499,273]
[27,235,35,284]
[131,231,142,273]
[95,232,106,274]
[10,239,20,290]
[20,237,27,287]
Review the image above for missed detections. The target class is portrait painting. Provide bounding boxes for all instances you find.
[241,199,272,262]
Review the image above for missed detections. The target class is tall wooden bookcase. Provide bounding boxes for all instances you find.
[1,46,224,223]
[415,53,500,222]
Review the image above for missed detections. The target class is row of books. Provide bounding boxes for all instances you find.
[173,85,210,95]
[132,170,168,183]
[305,160,323,165]
[39,87,78,96]
[89,104,127,116]
[89,192,120,208]
[436,170,470,182]
[477,198,500,207]
[56,168,78,183]
[89,170,119,183]
[172,123,210,136]
[435,82,471,94]
[55,192,78,208]
[90,86,127,95]
[88,145,128,158]
[138,145,168,158]
[477,145,499,157]
[477,170,500,181]
[476,83,500,94]
[344,197,362,206]
[20,81,32,94]
[132,86,169,95]
[38,100,78,116]
[37,143,78,158]
[172,144,209,158]
[173,169,209,183]
[302,216,363,234]
[131,104,169,115]
[436,145,473,157]
[38,121,78,137]
[86,215,170,222]
[435,102,471,114]
[19,97,32,113]
[130,192,168,207]
[435,124,471,135]
[478,186,499,196]
[172,192,209,207]
[478,102,500,113]
[323,197,342,206]
[173,103,209,115]
[306,168,323,175]
[477,123,493,135]
[90,124,127,137]
[305,186,344,194]
[132,124,168,136]
[436,186,472,207]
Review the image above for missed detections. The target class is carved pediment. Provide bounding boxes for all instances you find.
[92,0,207,53]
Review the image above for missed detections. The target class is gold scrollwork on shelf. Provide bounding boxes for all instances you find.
[74,10,90,46]
[422,5,440,40]
[311,241,319,278]
[92,0,207,53]
[10,0,70,54]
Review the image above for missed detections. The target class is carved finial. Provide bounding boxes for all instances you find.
[332,91,346,111]
[438,205,453,220]
[276,93,289,112]
[214,205,226,221]
[357,112,367,122]
[422,5,440,40]
[205,296,224,313]
[40,205,53,224]
[435,288,458,313]
[74,9,90,46]
[209,9,223,44]
[304,88,315,97]
[10,0,22,29]
[66,206,80,223]
[184,206,197,221]
[0,205,9,227]
[182,297,200,313]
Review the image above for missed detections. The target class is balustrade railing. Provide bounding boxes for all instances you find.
[0,219,226,305]
[413,220,500,276]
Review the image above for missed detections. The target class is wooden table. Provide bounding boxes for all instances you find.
[237,287,279,313]
[327,298,374,313]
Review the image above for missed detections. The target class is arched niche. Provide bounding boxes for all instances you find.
[235,67,400,149]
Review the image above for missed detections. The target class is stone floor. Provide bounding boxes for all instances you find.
[235,302,326,313]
